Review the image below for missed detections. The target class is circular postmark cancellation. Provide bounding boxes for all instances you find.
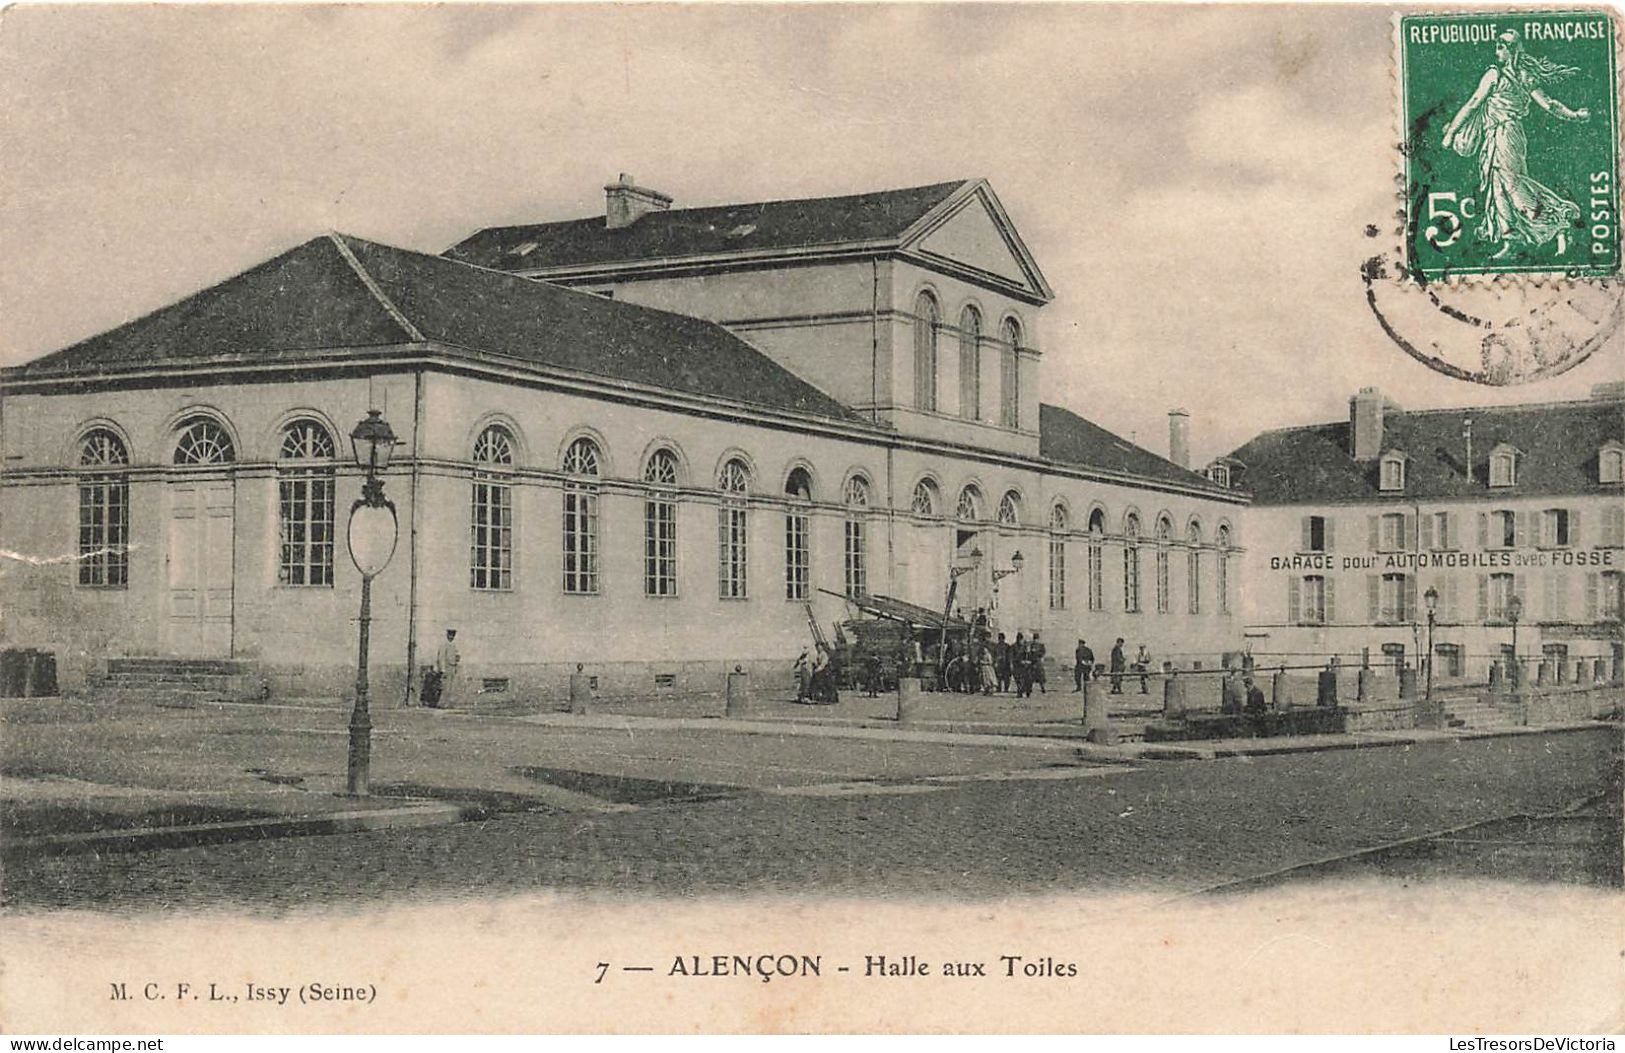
[1374,10,1624,385]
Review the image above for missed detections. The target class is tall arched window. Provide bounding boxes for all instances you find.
[1217,524,1232,614]
[1187,521,1203,615]
[470,425,515,590]
[173,417,235,465]
[956,484,983,522]
[561,437,601,595]
[278,420,336,587]
[718,458,750,600]
[911,478,940,516]
[914,291,939,412]
[958,305,982,421]
[1048,504,1068,611]
[1155,515,1173,614]
[999,317,1022,428]
[997,490,1021,526]
[1123,512,1142,613]
[785,467,813,601]
[644,449,680,597]
[844,475,870,597]
[78,428,129,587]
[1087,508,1106,611]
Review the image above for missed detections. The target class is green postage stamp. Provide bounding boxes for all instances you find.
[1400,10,1620,280]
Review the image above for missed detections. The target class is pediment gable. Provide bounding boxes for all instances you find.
[901,181,1052,302]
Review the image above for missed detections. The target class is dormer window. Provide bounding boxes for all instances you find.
[1207,463,1230,488]
[1601,442,1624,484]
[1489,445,1518,488]
[1379,451,1407,492]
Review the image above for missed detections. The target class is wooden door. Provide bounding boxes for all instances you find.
[166,481,235,655]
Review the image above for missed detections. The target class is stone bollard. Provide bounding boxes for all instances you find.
[1162,673,1187,720]
[1575,660,1592,687]
[1083,680,1116,744]
[568,664,591,715]
[1317,669,1339,708]
[1536,659,1552,687]
[896,677,924,725]
[1488,661,1505,693]
[1613,655,1623,685]
[725,666,748,718]
[1594,657,1608,684]
[1399,667,1418,701]
[1357,668,1377,702]
[1271,669,1291,712]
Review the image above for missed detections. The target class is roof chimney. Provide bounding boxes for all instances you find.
[1168,408,1190,469]
[1349,386,1384,461]
[604,173,672,230]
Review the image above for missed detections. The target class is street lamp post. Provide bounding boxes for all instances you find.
[345,409,399,797]
[1507,593,1523,689]
[990,549,1024,616]
[1423,585,1438,702]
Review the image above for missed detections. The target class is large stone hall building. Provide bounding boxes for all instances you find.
[0,177,1245,702]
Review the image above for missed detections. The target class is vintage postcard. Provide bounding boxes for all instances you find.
[1,2,1621,1037]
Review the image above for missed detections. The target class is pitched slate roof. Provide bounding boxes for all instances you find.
[6,234,859,423]
[443,181,971,272]
[1039,404,1230,495]
[1225,398,1625,503]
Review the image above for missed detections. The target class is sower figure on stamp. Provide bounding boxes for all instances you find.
[1441,29,1589,260]
[428,628,460,709]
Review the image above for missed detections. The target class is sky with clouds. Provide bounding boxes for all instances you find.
[2,3,1619,464]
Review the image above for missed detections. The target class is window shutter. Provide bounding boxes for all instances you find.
[1420,514,1434,551]
[1586,572,1599,620]
[1448,512,1459,549]
[1553,574,1568,620]
[1368,575,1380,623]
[1325,578,1337,623]
[1445,577,1459,621]
[1288,578,1300,623]
[1405,576,1418,621]
[1402,513,1416,550]
[1514,573,1526,607]
[1477,575,1488,622]
[1569,509,1581,547]
[1515,512,1531,548]
[1301,517,1312,552]
[1325,518,1336,551]
[1368,516,1379,551]
[1478,513,1488,548]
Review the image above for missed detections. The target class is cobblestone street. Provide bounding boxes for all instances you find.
[5,726,1616,913]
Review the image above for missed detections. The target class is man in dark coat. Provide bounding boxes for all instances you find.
[1109,638,1126,695]
[1074,639,1094,692]
[994,633,1012,693]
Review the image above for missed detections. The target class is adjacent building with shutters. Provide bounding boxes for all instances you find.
[1219,385,1625,680]
[0,177,1245,702]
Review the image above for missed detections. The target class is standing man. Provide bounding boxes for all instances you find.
[432,628,461,709]
[1013,633,1031,699]
[1109,638,1126,695]
[1074,639,1094,692]
[1135,643,1153,695]
[995,633,1012,694]
[1031,633,1048,694]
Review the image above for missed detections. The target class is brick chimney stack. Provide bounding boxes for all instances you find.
[1349,387,1385,461]
[604,174,673,230]
[1168,408,1190,469]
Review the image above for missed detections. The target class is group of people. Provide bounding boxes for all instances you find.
[942,631,1050,697]
[792,644,840,705]
[1072,638,1156,695]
